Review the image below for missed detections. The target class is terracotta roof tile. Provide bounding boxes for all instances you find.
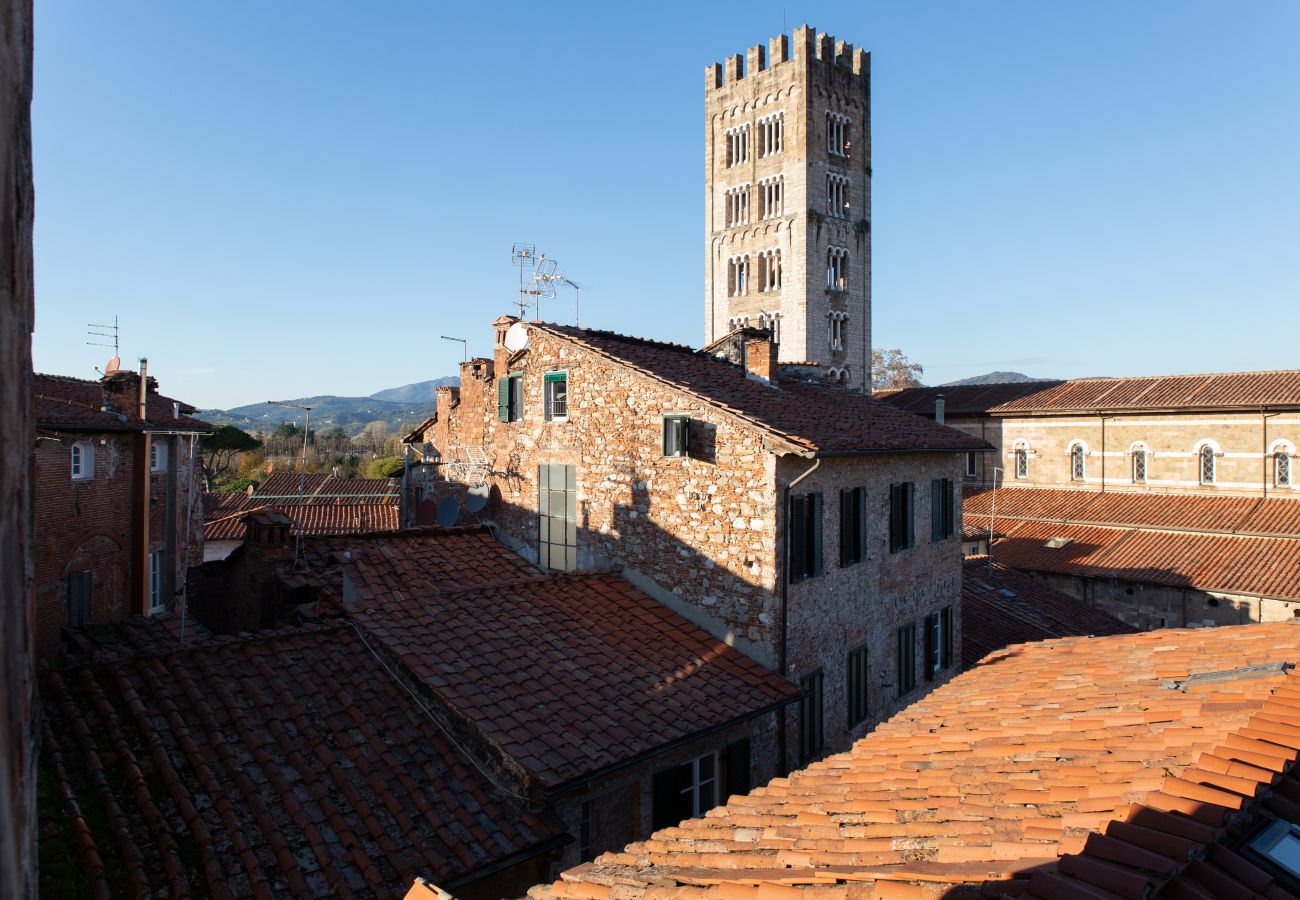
[34,371,211,432]
[530,324,989,455]
[529,624,1300,899]
[203,493,401,540]
[876,383,1065,417]
[986,369,1300,414]
[42,623,559,898]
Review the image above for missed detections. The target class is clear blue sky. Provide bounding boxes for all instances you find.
[33,1,1300,409]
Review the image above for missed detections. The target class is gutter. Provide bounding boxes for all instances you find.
[814,443,993,458]
[441,832,572,892]
[540,690,800,801]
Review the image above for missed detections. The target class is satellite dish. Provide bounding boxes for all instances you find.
[415,499,438,526]
[435,497,461,527]
[504,322,529,352]
[104,357,121,375]
[465,483,490,513]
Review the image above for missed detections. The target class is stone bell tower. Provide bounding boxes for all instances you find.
[703,25,871,392]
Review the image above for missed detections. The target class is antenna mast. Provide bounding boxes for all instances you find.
[87,316,122,372]
[510,243,538,318]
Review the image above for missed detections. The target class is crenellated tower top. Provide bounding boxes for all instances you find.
[705,25,869,92]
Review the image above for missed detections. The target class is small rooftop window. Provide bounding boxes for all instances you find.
[1250,820,1300,880]
[1044,536,1073,549]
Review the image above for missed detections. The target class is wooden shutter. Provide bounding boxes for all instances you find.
[497,378,509,422]
[888,485,900,552]
[904,483,914,549]
[924,614,937,681]
[942,606,954,669]
[931,479,943,542]
[67,572,90,627]
[897,627,907,695]
[943,479,954,539]
[855,487,867,562]
[723,739,751,800]
[809,493,823,577]
[839,489,854,566]
[788,495,806,583]
[680,418,692,457]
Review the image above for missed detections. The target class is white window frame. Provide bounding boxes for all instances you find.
[1013,442,1029,480]
[757,248,781,292]
[727,254,751,296]
[148,549,165,612]
[1068,441,1087,481]
[1196,441,1218,485]
[826,111,850,158]
[826,172,850,218]
[543,371,569,423]
[1130,443,1148,484]
[71,441,95,481]
[726,124,750,167]
[680,751,719,819]
[150,440,168,473]
[758,175,784,220]
[827,311,848,352]
[724,184,751,227]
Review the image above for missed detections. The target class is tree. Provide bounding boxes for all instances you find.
[872,348,924,390]
[365,456,404,479]
[202,425,262,491]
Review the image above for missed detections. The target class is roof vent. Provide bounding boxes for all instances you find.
[1163,661,1291,691]
[1044,536,1074,549]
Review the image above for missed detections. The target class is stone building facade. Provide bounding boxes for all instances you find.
[406,317,987,761]
[33,369,210,655]
[704,25,871,392]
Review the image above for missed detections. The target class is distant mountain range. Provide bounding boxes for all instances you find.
[199,376,458,436]
[942,371,1040,386]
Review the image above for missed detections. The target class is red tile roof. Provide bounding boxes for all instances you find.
[876,381,1064,417]
[42,623,559,899]
[252,472,399,499]
[530,623,1300,899]
[340,557,799,789]
[530,324,990,455]
[961,558,1135,668]
[203,496,401,540]
[34,371,211,432]
[987,369,1300,415]
[964,488,1300,601]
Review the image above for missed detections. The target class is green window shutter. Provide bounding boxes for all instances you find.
[543,371,565,382]
[788,495,806,583]
[924,614,937,681]
[904,483,915,549]
[942,606,954,669]
[855,487,867,561]
[943,479,954,539]
[497,378,509,422]
[810,492,824,576]
[511,375,522,421]
[931,479,943,542]
[839,489,854,566]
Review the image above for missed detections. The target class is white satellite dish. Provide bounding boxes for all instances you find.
[503,322,529,353]
[465,483,490,513]
[435,498,461,527]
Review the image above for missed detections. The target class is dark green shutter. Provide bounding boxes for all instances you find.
[931,479,943,542]
[788,495,806,583]
[497,378,509,422]
[942,606,954,669]
[943,479,954,539]
[810,493,823,576]
[904,483,914,549]
[924,614,937,681]
[839,489,853,566]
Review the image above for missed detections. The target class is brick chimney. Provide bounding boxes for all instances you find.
[493,315,519,374]
[242,510,293,562]
[743,335,778,383]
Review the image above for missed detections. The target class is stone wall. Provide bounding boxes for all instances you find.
[0,0,34,893]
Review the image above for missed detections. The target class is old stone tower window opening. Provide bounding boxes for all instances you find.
[1131,444,1148,483]
[826,172,850,218]
[826,247,848,291]
[826,111,850,158]
[757,248,782,292]
[756,311,781,344]
[725,185,751,227]
[758,112,784,157]
[727,314,751,331]
[1013,442,1029,480]
[726,124,750,167]
[759,175,784,220]
[71,441,94,480]
[827,310,848,352]
[1198,443,1217,485]
[1069,443,1086,481]
[727,255,750,296]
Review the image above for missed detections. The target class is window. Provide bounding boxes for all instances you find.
[924,607,954,680]
[1249,819,1300,882]
[70,441,94,480]
[827,312,847,352]
[966,451,978,479]
[758,112,783,156]
[579,801,593,862]
[1014,444,1029,479]
[150,440,168,473]
[758,175,784,219]
[1277,451,1292,487]
[847,644,870,727]
[826,111,850,157]
[497,372,523,423]
[839,486,866,567]
[896,623,916,697]
[149,550,165,612]
[787,492,824,583]
[799,669,824,763]
[538,464,577,571]
[663,416,691,458]
[826,247,848,291]
[757,311,782,345]
[1199,444,1216,484]
[727,255,750,296]
[725,185,751,227]
[67,571,91,628]
[543,371,568,421]
[930,478,954,541]
[1132,447,1147,483]
[652,751,718,830]
[889,482,915,553]
[757,249,781,293]
[726,124,750,167]
[1070,444,1085,481]
[826,172,850,218]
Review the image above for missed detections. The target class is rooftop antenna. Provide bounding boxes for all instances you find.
[531,256,562,321]
[560,276,589,327]
[440,335,468,362]
[510,242,539,318]
[87,315,121,374]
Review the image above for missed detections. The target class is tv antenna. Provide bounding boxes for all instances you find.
[440,335,468,362]
[531,256,564,320]
[87,316,122,374]
[561,276,589,327]
[510,242,539,318]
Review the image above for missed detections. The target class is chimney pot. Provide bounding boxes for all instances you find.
[935,394,946,426]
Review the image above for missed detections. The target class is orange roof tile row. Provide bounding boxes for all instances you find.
[960,559,1134,668]
[251,472,399,498]
[876,382,1064,417]
[531,624,1300,899]
[42,623,559,899]
[964,486,1300,538]
[987,369,1300,414]
[203,494,400,540]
